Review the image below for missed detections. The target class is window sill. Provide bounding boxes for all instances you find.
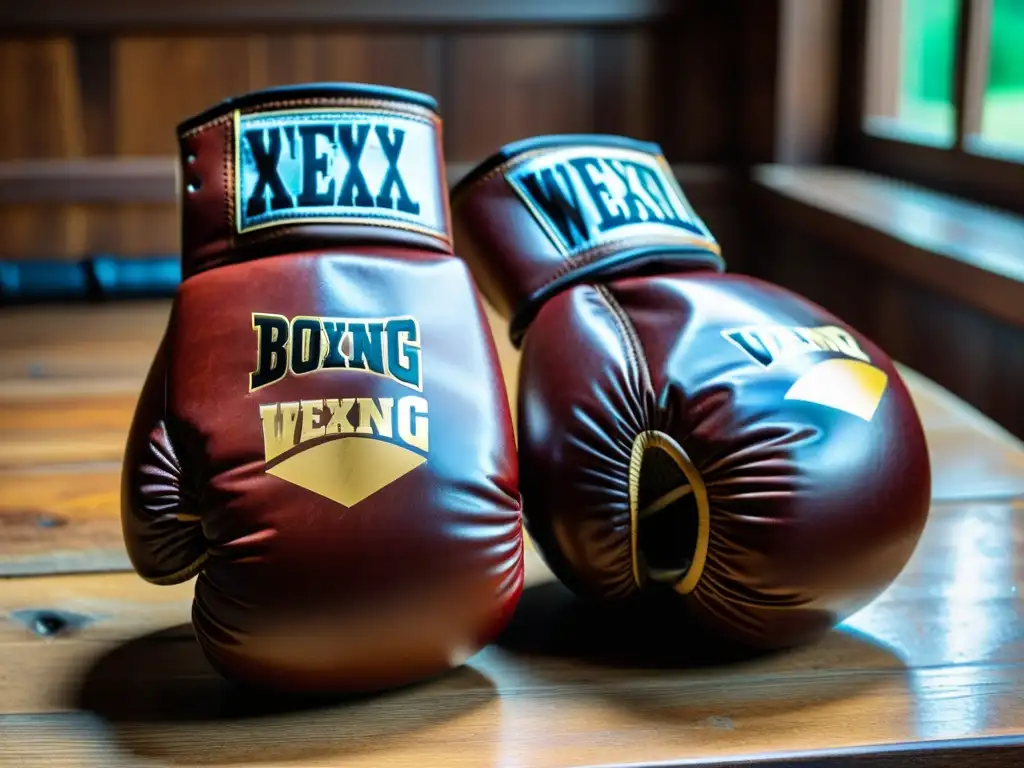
[751,164,1024,328]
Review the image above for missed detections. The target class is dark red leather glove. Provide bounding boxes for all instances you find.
[122,83,523,693]
[452,134,930,649]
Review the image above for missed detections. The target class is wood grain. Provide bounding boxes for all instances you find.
[753,166,1024,319]
[0,17,752,265]
[0,302,167,392]
[0,161,734,263]
[445,31,596,162]
[653,3,734,162]
[0,336,144,472]
[0,467,128,575]
[774,0,841,164]
[1,501,1024,766]
[0,305,1022,763]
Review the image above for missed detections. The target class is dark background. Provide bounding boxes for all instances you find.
[1,0,1022,437]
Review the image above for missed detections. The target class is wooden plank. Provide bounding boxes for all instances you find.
[898,364,1024,498]
[774,0,841,164]
[0,302,167,390]
[0,39,84,161]
[0,160,176,205]
[0,393,138,433]
[733,0,782,164]
[1,502,1024,766]
[649,4,733,161]
[0,466,129,575]
[0,162,730,263]
[3,0,677,30]
[0,159,730,205]
[1,717,1021,768]
[752,165,1024,328]
[898,366,1024,502]
[955,0,992,145]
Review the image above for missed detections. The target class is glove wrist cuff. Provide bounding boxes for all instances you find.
[451,134,725,343]
[176,83,454,279]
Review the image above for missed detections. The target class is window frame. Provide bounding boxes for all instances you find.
[836,0,1024,216]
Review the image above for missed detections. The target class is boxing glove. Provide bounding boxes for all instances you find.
[451,134,930,649]
[121,83,523,694]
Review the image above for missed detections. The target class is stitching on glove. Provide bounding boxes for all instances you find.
[179,99,438,139]
[593,284,654,399]
[147,550,210,586]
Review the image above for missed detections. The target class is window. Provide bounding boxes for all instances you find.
[977,0,1024,152]
[864,0,1024,157]
[847,0,1024,214]
[865,0,960,147]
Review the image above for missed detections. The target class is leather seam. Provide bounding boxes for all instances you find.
[224,116,233,245]
[594,284,654,591]
[148,550,209,586]
[530,236,710,300]
[450,148,556,203]
[179,98,438,139]
[223,218,452,251]
[594,285,654,400]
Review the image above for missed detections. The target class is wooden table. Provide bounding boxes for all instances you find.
[2,301,1024,768]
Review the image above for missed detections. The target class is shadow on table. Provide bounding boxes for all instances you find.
[76,623,497,766]
[496,580,911,725]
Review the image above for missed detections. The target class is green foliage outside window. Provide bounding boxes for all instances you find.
[899,0,1024,146]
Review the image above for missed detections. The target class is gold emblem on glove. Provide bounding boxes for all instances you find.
[251,311,429,506]
[722,324,888,422]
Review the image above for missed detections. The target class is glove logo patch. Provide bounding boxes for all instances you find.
[722,325,889,421]
[250,312,429,507]
[504,145,718,257]
[234,108,449,245]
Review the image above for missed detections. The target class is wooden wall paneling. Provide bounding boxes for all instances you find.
[0,203,176,260]
[73,35,115,157]
[254,34,444,111]
[733,0,782,165]
[0,39,92,262]
[444,31,596,162]
[774,0,842,165]
[989,320,1024,441]
[649,6,733,161]
[878,277,1024,439]
[757,230,886,337]
[112,36,261,156]
[896,285,1003,420]
[591,29,654,142]
[0,39,84,160]
[0,160,736,262]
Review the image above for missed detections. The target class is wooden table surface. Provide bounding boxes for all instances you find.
[2,301,1024,768]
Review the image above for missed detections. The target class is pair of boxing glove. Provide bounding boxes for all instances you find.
[121,83,931,695]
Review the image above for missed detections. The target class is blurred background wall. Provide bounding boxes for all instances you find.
[0,1,776,266]
[1,0,1023,436]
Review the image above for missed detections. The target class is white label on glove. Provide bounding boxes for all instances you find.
[505,145,718,257]
[235,108,448,243]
